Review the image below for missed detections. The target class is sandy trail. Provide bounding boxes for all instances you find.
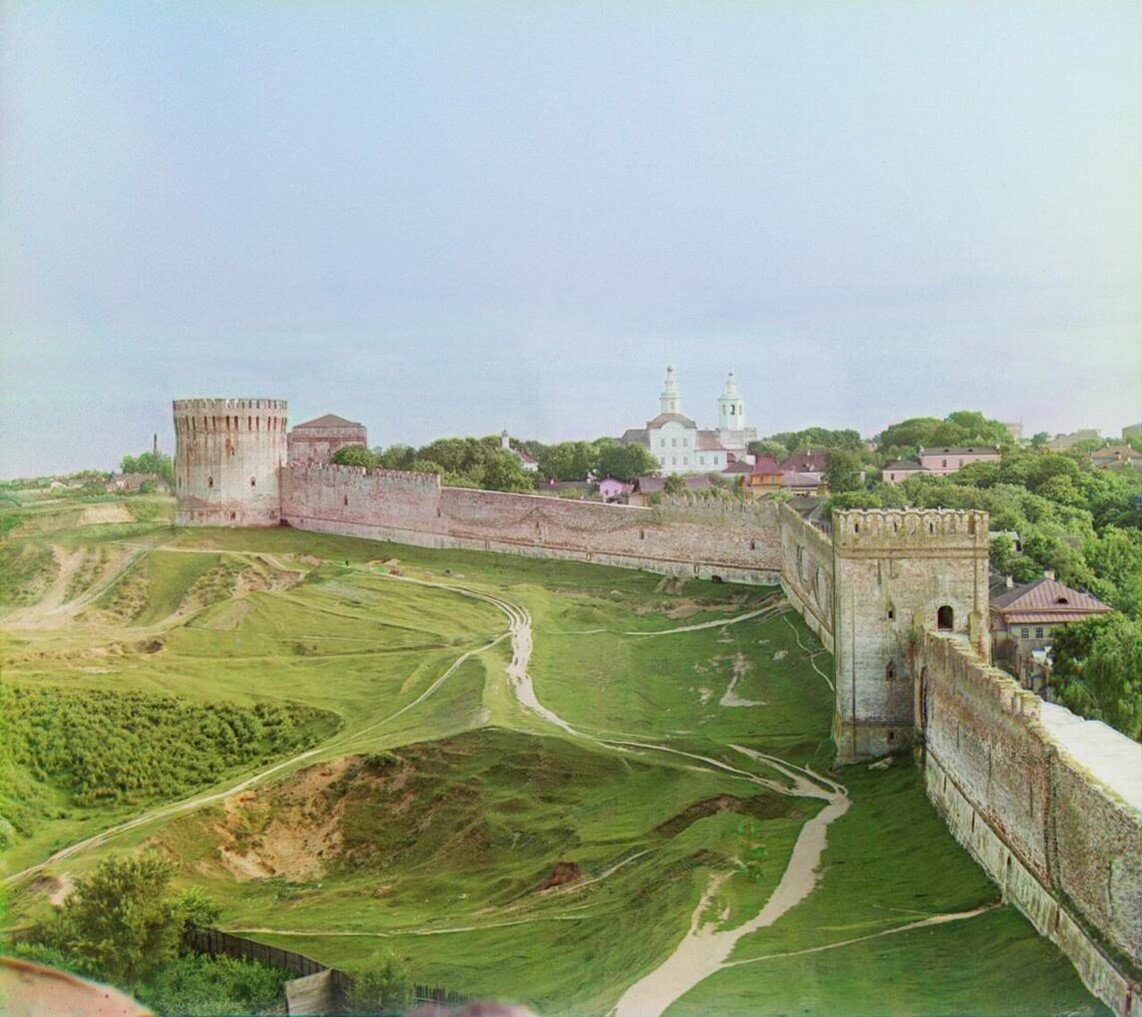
[612,760,849,1017]
[623,602,784,637]
[780,612,834,691]
[3,545,148,628]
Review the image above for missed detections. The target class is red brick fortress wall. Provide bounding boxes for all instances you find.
[279,463,782,584]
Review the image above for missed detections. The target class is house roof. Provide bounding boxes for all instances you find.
[918,445,1000,455]
[778,450,829,472]
[634,475,712,494]
[750,455,782,475]
[512,447,538,464]
[783,471,825,488]
[292,413,365,431]
[646,412,697,429]
[1091,446,1137,460]
[620,428,650,447]
[991,577,1112,624]
[722,461,753,474]
[696,430,727,451]
[884,458,924,470]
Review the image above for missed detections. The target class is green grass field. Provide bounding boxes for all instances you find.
[0,498,1107,1015]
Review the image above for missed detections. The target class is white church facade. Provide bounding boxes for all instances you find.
[620,367,757,475]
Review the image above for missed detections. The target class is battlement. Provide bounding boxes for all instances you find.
[285,461,443,490]
[174,398,288,412]
[833,508,987,554]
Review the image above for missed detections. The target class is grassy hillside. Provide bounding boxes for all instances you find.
[0,514,1107,1016]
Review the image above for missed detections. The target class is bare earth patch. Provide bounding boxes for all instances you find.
[78,504,133,526]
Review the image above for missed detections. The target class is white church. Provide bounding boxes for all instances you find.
[619,367,757,475]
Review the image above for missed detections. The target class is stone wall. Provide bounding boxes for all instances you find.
[778,504,834,652]
[280,463,782,583]
[173,399,288,527]
[919,630,1141,1016]
[832,508,989,762]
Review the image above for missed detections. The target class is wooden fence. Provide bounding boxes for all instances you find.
[184,927,468,1013]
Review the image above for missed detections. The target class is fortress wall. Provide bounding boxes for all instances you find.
[778,504,834,652]
[919,631,1141,1014]
[281,464,782,584]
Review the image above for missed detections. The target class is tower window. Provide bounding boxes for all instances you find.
[343,495,349,506]
[207,476,214,488]
[937,605,954,631]
[886,660,896,680]
[250,477,256,487]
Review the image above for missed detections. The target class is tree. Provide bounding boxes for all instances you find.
[35,853,186,986]
[1049,614,1141,740]
[597,444,659,482]
[824,449,863,494]
[479,450,536,493]
[663,474,687,496]
[120,451,175,486]
[347,951,414,1015]
[330,445,379,468]
[747,439,789,462]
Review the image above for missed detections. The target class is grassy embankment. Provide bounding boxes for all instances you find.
[0,503,1108,1016]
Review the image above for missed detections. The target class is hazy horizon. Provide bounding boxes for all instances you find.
[2,3,1139,478]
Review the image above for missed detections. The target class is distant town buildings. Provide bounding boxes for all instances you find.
[1002,421,1023,441]
[1090,446,1142,472]
[881,446,1002,484]
[287,414,367,462]
[619,367,755,475]
[1047,429,1101,451]
[1121,421,1142,443]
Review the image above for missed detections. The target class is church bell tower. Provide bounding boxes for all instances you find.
[717,371,745,430]
[660,366,682,415]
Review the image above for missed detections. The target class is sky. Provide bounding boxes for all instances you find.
[1,2,1140,477]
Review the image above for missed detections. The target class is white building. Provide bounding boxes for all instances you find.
[620,367,756,475]
[501,430,538,471]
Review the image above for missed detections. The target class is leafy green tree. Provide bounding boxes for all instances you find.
[120,451,175,486]
[479,450,536,493]
[347,951,415,1015]
[767,428,863,454]
[747,439,789,462]
[330,445,380,468]
[374,444,416,470]
[597,443,659,482]
[1030,432,1051,448]
[35,853,183,985]
[824,449,863,494]
[1049,614,1141,740]
[663,474,687,495]
[537,440,599,481]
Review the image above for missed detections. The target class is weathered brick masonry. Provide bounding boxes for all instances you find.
[280,462,782,583]
[919,632,1140,1016]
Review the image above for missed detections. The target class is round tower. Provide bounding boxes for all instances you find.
[660,366,682,415]
[172,398,288,526]
[717,371,745,430]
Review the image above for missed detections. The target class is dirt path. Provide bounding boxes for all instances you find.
[612,756,849,1017]
[780,612,834,691]
[623,602,785,637]
[4,545,147,628]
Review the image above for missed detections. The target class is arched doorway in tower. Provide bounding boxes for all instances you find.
[937,605,954,631]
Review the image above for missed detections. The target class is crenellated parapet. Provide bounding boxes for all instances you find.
[833,509,988,557]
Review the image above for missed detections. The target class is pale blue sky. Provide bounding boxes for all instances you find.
[2,2,1139,476]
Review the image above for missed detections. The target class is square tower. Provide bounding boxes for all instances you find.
[831,508,989,762]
